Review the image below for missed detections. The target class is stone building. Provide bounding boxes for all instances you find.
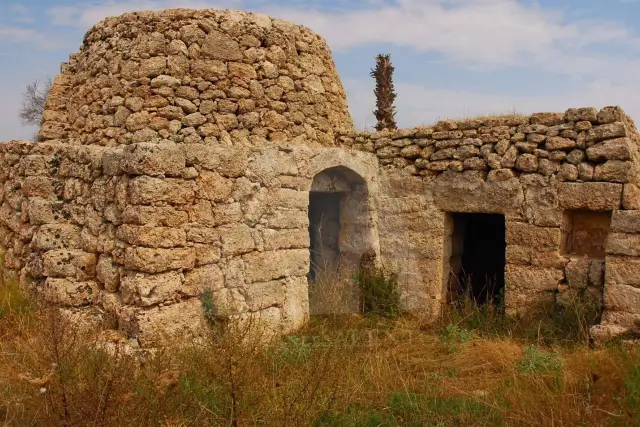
[1,8,640,345]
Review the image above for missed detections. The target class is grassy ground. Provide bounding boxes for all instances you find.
[1,262,640,426]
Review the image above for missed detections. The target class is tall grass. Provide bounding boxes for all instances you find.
[2,253,639,426]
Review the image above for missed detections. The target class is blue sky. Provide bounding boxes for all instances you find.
[2,0,640,141]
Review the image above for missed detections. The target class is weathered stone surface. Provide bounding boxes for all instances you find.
[124,247,196,273]
[610,210,640,233]
[586,138,631,161]
[506,222,561,251]
[565,258,591,289]
[604,284,640,313]
[594,161,634,183]
[117,225,187,248]
[243,249,308,283]
[558,182,622,210]
[121,142,186,176]
[96,255,121,292]
[43,250,97,280]
[129,176,195,205]
[603,256,640,288]
[120,270,184,306]
[32,224,81,250]
[505,265,564,291]
[120,299,207,346]
[623,184,640,210]
[607,233,640,257]
[44,278,99,307]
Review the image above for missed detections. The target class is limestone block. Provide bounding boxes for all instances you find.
[243,249,309,283]
[606,233,640,256]
[505,265,564,291]
[623,184,640,210]
[558,182,622,210]
[194,244,222,266]
[96,255,121,292]
[25,199,67,228]
[545,137,576,151]
[565,107,598,123]
[531,251,569,269]
[201,30,243,60]
[604,284,640,313]
[565,258,591,288]
[432,173,523,214]
[44,278,99,307]
[586,137,632,161]
[32,224,82,251]
[262,228,309,250]
[43,250,97,280]
[184,264,224,293]
[116,225,186,248]
[262,209,309,229]
[124,247,196,273]
[128,176,195,205]
[506,222,561,251]
[219,224,258,256]
[270,188,308,210]
[102,150,124,176]
[245,280,286,311]
[195,171,234,202]
[120,270,184,306]
[121,142,186,177]
[121,205,188,228]
[594,160,635,183]
[186,227,221,244]
[610,210,640,234]
[119,299,207,346]
[182,144,250,178]
[281,276,309,333]
[22,176,61,199]
[589,260,605,287]
[505,245,531,265]
[587,121,626,142]
[601,310,640,329]
[212,202,243,226]
[605,256,640,287]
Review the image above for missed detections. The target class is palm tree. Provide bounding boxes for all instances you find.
[370,54,397,131]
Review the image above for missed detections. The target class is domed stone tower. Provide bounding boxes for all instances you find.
[39,9,355,146]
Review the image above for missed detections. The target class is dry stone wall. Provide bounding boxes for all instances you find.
[336,106,640,338]
[2,8,640,344]
[39,9,353,146]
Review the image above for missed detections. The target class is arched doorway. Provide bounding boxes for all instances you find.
[307,166,375,315]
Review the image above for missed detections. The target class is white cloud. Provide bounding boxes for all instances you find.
[265,0,640,67]
[9,3,34,23]
[0,27,62,49]
[48,0,242,28]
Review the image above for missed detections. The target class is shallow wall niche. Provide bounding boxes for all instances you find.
[307,166,374,314]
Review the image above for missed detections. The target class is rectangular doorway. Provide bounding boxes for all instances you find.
[446,213,506,307]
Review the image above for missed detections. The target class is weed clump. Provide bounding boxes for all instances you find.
[518,345,562,374]
[354,266,401,317]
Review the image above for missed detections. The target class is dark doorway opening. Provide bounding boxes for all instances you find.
[449,213,506,307]
[308,192,343,283]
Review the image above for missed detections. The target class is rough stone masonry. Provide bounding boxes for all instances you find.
[1,8,640,345]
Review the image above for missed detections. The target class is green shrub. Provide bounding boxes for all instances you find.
[518,345,562,374]
[353,267,400,317]
[441,323,472,352]
[625,356,640,425]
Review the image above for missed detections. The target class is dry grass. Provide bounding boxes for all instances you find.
[1,256,640,426]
